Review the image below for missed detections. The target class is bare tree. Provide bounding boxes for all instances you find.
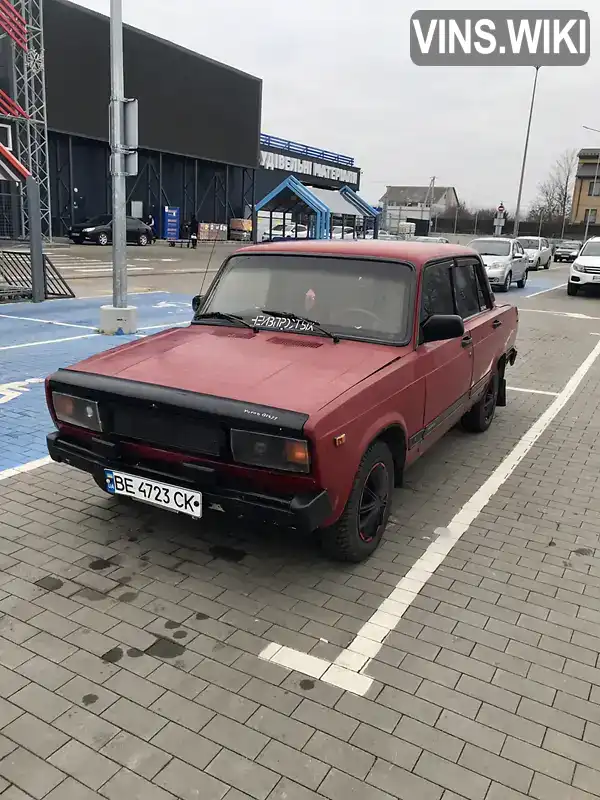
[529,149,578,236]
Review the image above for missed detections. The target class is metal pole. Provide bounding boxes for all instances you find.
[473,210,479,235]
[453,204,459,235]
[538,211,543,237]
[27,176,44,303]
[513,66,540,238]
[110,0,127,309]
[584,153,600,242]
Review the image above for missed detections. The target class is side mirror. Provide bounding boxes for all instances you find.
[192,294,204,313]
[421,314,465,344]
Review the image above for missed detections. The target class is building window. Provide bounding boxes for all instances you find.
[588,181,600,197]
[584,208,597,225]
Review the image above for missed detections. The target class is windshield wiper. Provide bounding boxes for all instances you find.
[261,310,340,343]
[193,311,257,331]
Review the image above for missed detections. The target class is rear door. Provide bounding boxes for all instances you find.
[418,260,474,443]
[453,257,498,400]
[512,241,527,280]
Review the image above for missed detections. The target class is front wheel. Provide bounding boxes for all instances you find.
[97,232,109,246]
[138,233,149,246]
[499,271,512,292]
[567,282,579,296]
[320,441,394,562]
[544,259,550,269]
[517,270,528,289]
[462,372,499,433]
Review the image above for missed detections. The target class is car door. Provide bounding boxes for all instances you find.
[453,257,498,400]
[418,260,474,448]
[541,238,551,264]
[125,217,138,243]
[512,241,526,279]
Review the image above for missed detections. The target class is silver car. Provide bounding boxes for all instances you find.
[516,236,552,270]
[468,237,529,291]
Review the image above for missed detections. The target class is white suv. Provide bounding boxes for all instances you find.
[568,236,600,295]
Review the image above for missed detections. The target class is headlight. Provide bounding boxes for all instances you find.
[82,227,95,233]
[52,392,102,432]
[573,261,586,273]
[230,429,310,473]
[487,262,504,270]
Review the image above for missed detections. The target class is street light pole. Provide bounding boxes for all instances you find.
[513,66,541,239]
[100,0,137,334]
[583,126,600,243]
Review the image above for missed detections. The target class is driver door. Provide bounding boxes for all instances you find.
[512,242,527,280]
[419,260,474,449]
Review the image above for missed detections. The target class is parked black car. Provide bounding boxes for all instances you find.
[68,215,154,246]
[554,240,581,262]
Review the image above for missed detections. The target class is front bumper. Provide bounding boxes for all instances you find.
[569,271,600,286]
[47,432,332,532]
[486,271,508,286]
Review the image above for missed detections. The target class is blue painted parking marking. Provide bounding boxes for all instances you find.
[0,292,192,474]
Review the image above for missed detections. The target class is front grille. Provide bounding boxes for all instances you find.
[584,266,600,274]
[111,404,225,457]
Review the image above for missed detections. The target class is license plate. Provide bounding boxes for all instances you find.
[593,275,600,282]
[104,470,202,518]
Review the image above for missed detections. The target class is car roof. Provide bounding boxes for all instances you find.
[585,236,600,242]
[239,238,478,268]
[471,236,514,242]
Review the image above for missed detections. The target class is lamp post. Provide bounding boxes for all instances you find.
[513,66,541,238]
[582,126,600,243]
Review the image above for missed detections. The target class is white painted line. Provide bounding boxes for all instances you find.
[77,291,170,299]
[524,283,567,298]
[259,338,600,695]
[138,322,189,332]
[0,333,100,351]
[0,456,52,483]
[65,266,152,273]
[0,314,97,330]
[508,386,559,397]
[520,308,600,321]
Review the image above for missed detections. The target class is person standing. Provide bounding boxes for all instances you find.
[188,214,199,249]
[145,212,155,242]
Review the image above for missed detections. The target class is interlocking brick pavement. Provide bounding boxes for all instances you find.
[1,292,600,798]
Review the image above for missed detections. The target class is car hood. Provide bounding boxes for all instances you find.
[574,256,600,268]
[523,248,540,257]
[480,255,510,267]
[68,324,406,415]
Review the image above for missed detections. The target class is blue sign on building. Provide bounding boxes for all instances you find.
[164,206,181,240]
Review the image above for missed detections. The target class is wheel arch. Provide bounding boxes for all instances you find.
[371,423,407,488]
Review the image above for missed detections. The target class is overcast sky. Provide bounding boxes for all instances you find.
[73,0,598,211]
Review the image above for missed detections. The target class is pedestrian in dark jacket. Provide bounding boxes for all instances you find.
[188,215,199,249]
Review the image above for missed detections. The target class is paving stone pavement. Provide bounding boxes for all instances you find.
[1,292,600,798]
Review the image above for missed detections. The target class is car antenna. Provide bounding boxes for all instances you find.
[198,228,220,297]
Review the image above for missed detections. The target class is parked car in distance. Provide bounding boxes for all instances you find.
[554,240,581,263]
[468,237,529,291]
[516,236,552,270]
[412,236,450,244]
[45,239,518,562]
[331,226,356,239]
[262,223,308,242]
[568,236,600,295]
[69,215,154,246]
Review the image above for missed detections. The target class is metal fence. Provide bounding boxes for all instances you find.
[433,214,600,241]
[0,249,74,302]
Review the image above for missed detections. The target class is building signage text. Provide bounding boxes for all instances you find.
[260,150,359,186]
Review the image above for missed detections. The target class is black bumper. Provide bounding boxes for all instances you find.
[47,432,332,532]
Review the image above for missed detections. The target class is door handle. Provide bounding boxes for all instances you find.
[461,334,472,348]
[492,319,502,329]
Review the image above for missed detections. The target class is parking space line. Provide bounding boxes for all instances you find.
[524,283,567,298]
[138,322,189,331]
[0,456,52,483]
[508,386,559,396]
[0,314,97,330]
[0,333,100,351]
[261,338,600,696]
[520,308,600,321]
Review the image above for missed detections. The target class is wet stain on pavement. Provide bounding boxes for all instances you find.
[118,592,138,603]
[548,539,556,547]
[164,620,180,630]
[574,547,594,557]
[89,559,113,571]
[82,694,98,706]
[195,613,209,621]
[146,638,186,659]
[173,630,187,639]
[101,647,124,664]
[127,648,144,659]
[75,588,106,602]
[209,544,246,563]
[299,679,315,691]
[34,576,64,592]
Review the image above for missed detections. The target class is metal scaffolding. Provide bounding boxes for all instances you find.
[12,0,52,239]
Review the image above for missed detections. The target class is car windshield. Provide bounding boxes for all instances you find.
[470,239,511,256]
[559,241,579,248]
[517,238,540,249]
[85,215,111,226]
[196,253,413,343]
[579,242,600,258]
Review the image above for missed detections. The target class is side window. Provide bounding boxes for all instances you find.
[542,239,549,248]
[456,258,492,312]
[420,261,455,325]
[453,263,482,319]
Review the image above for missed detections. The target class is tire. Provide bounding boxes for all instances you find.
[97,232,109,246]
[320,441,394,562]
[498,271,512,292]
[517,270,528,289]
[567,282,578,296]
[462,372,499,433]
[138,233,149,246]
[544,258,550,269]
[532,259,540,271]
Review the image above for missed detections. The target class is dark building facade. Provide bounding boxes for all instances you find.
[0,0,262,236]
